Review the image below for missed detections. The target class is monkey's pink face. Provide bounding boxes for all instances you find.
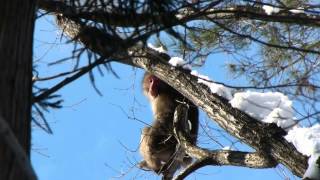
[148,76,160,98]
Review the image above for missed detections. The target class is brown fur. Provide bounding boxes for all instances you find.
[139,72,199,178]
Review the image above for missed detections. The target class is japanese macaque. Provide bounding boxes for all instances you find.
[139,72,199,179]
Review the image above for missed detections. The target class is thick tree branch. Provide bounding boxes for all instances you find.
[205,6,320,27]
[38,0,320,27]
[172,104,277,179]
[37,0,177,27]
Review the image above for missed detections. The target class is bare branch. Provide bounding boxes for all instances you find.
[33,57,110,103]
[33,68,82,82]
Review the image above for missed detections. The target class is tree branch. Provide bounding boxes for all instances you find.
[38,0,320,27]
[172,104,277,179]
[33,57,111,103]
[33,14,154,102]
[37,0,177,27]
[173,158,212,180]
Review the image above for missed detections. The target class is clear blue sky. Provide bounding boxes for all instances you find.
[31,15,297,180]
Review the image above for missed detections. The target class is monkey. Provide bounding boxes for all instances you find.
[139,72,199,179]
[141,73,199,143]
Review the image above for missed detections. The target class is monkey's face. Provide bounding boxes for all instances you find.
[148,75,160,98]
[143,73,162,99]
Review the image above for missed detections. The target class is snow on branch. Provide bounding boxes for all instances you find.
[191,70,233,100]
[230,91,296,130]
[147,43,167,54]
[262,5,306,15]
[285,125,320,179]
[285,124,320,157]
[169,57,192,70]
[262,5,280,15]
[167,56,232,99]
[304,153,320,180]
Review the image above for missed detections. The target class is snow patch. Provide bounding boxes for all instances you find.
[304,153,320,180]
[262,5,280,15]
[147,43,167,53]
[230,91,296,130]
[191,70,233,100]
[290,9,304,14]
[169,57,192,70]
[222,146,233,150]
[285,124,320,156]
[285,124,320,179]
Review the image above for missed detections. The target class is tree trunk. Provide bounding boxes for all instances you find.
[0,1,36,179]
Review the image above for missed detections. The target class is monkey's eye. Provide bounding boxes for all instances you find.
[149,79,153,83]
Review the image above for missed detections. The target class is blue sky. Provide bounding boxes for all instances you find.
[31,15,296,180]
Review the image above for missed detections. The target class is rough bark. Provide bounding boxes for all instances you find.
[0,1,36,180]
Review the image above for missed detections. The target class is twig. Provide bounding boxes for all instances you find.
[33,57,110,103]
[211,20,320,55]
